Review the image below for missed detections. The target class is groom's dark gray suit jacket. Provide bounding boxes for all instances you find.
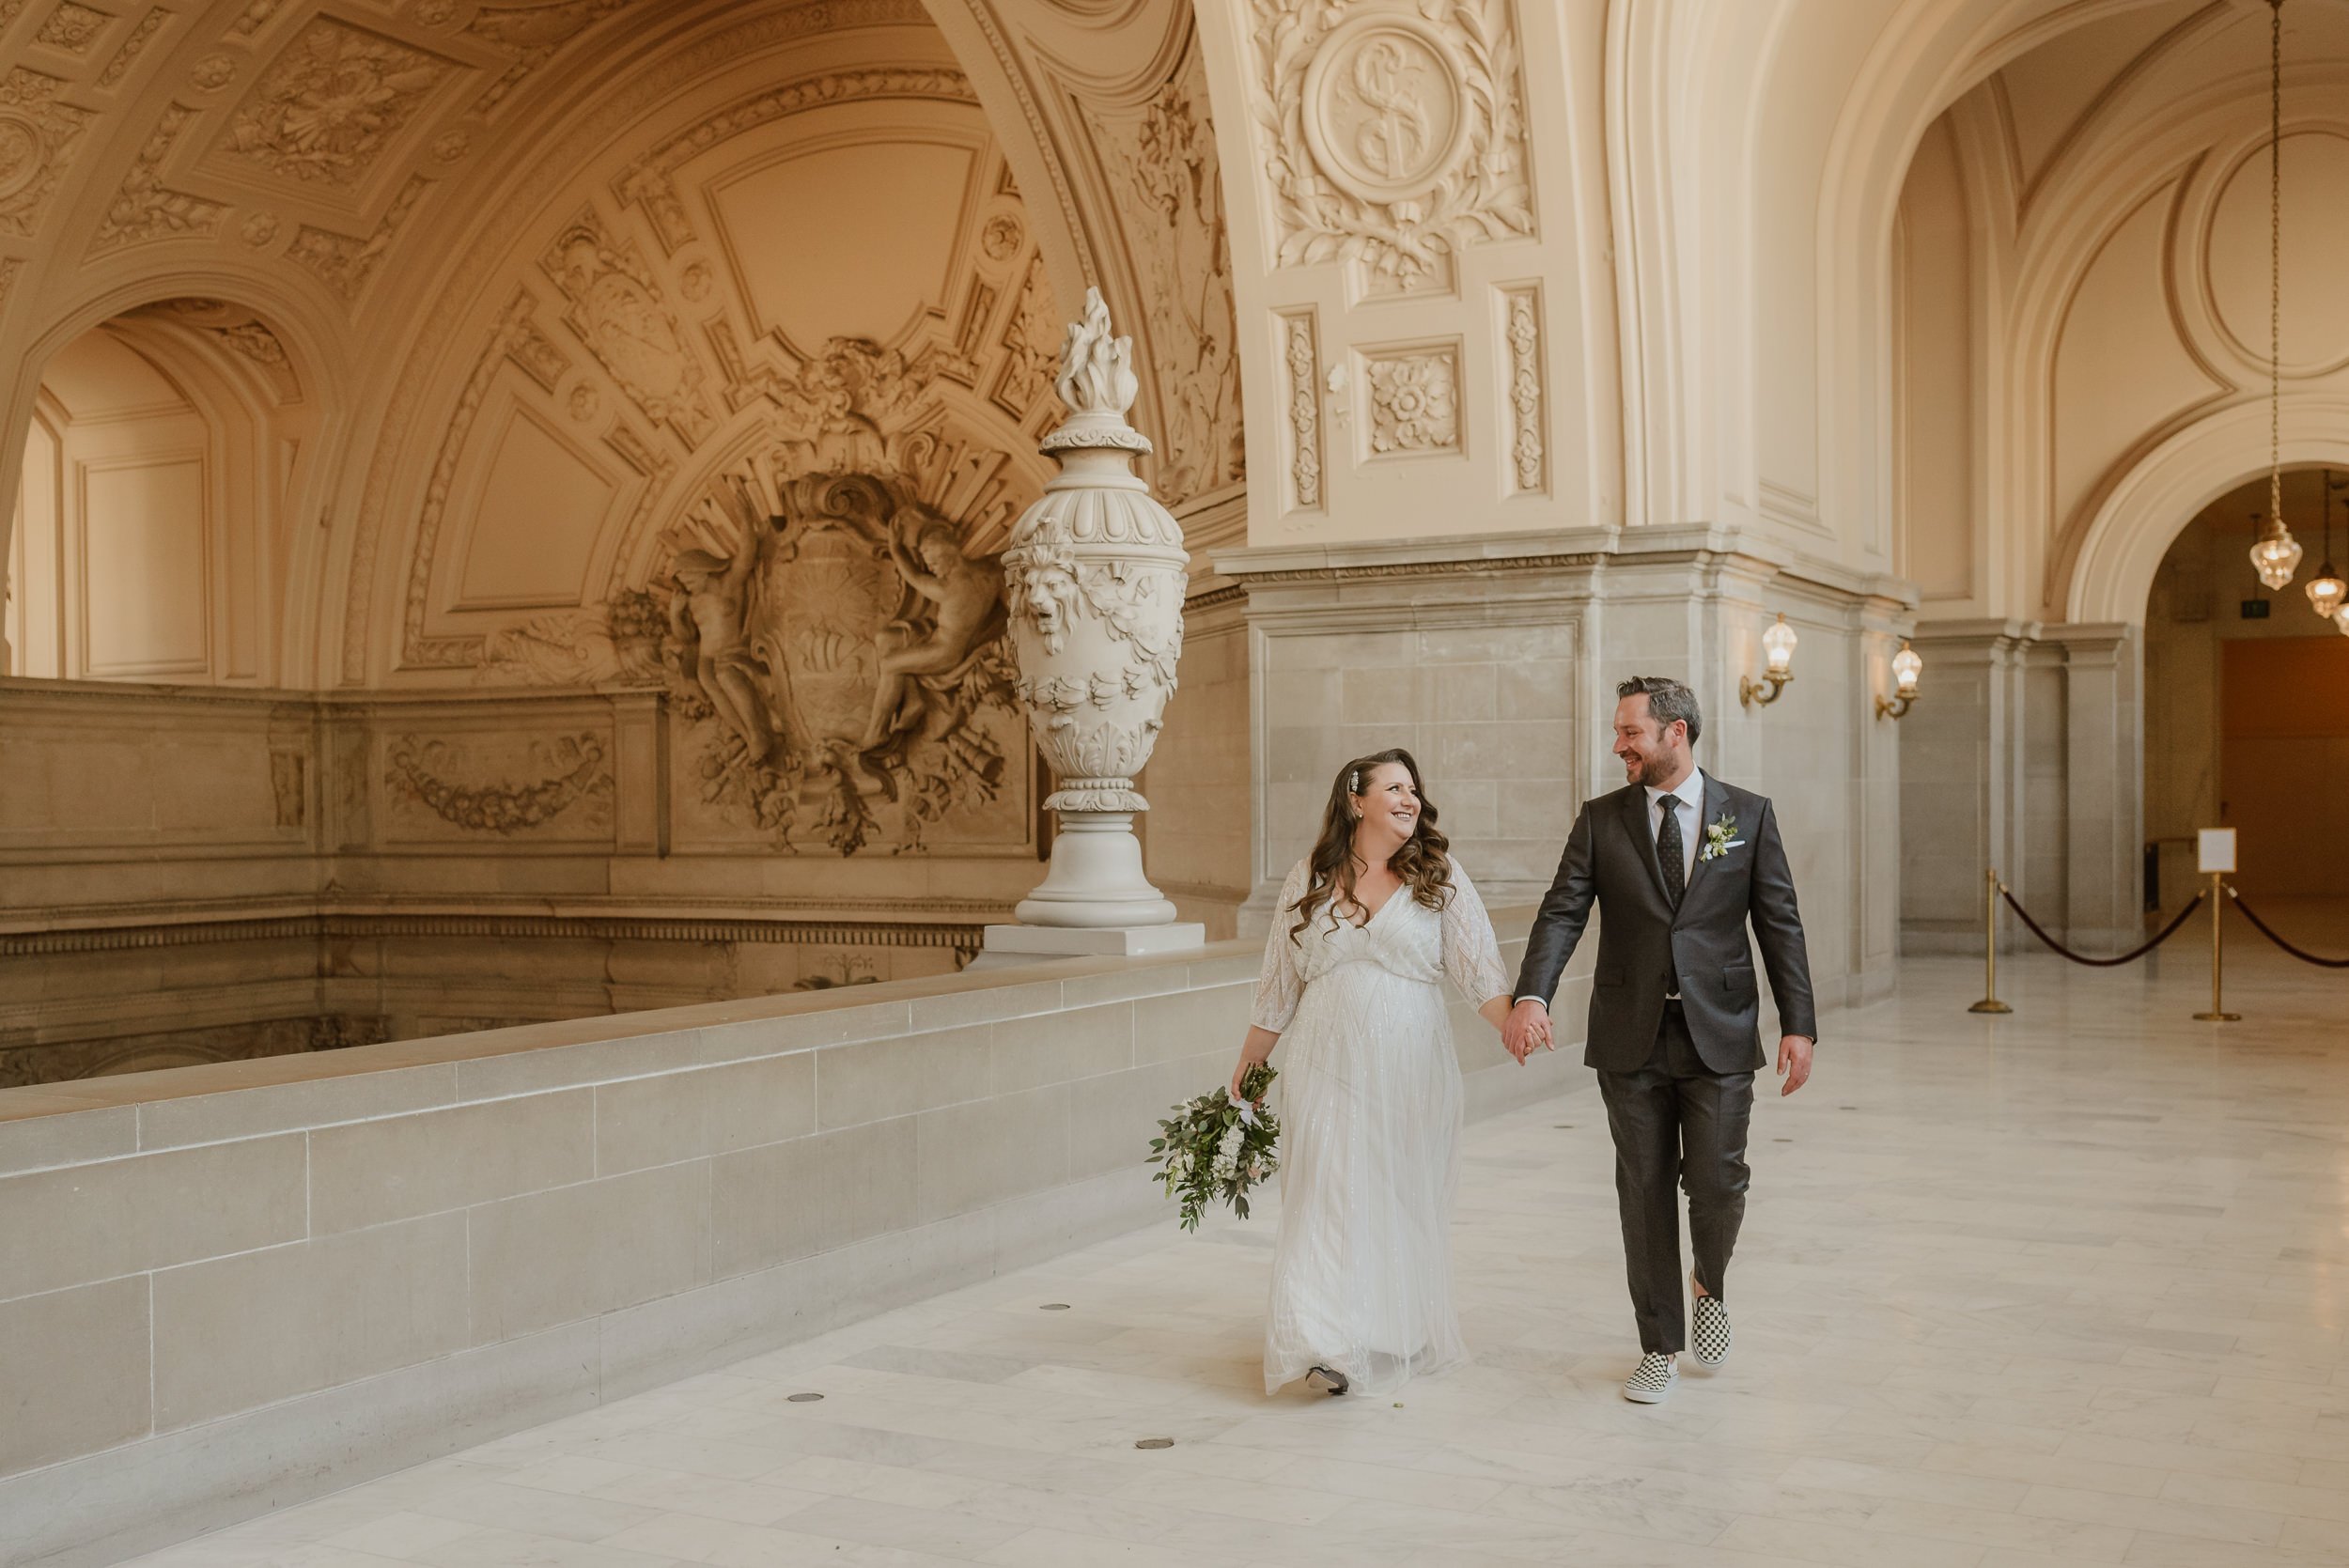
[1514,773,1817,1074]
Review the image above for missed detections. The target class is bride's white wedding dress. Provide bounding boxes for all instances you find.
[1251,858,1509,1395]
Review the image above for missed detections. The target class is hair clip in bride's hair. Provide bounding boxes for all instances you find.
[1348,768,1360,794]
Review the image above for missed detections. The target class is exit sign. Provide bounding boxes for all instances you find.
[2240,598,2271,619]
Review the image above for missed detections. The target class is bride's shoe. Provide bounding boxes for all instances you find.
[1305,1365,1350,1396]
[1622,1353,1677,1404]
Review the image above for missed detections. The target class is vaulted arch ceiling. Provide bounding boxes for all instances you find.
[1887,0,2349,618]
[0,0,1242,688]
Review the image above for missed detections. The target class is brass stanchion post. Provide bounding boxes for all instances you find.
[1969,866,2012,1015]
[2192,871,2239,1021]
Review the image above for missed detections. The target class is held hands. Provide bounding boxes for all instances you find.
[1775,1034,1813,1095]
[1502,999,1554,1065]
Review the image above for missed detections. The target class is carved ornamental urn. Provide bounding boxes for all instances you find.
[1001,288,1188,929]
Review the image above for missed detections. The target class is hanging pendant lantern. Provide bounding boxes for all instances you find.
[2309,474,2347,618]
[2250,0,2303,589]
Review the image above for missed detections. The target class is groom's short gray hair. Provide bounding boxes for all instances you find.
[1616,675,1702,745]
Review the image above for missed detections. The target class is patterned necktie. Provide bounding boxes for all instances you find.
[1656,795,1686,909]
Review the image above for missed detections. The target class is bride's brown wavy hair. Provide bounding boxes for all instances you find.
[1289,748,1455,945]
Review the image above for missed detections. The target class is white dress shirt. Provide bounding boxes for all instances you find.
[1645,768,1704,890]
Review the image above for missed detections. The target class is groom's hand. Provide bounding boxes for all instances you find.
[1503,1000,1553,1063]
[1775,1034,1813,1096]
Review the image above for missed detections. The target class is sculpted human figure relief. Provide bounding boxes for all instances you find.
[864,517,1007,754]
[666,476,779,768]
[657,454,1019,857]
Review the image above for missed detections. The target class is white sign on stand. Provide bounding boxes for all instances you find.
[2197,828,2237,875]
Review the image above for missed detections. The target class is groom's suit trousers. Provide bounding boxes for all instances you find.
[1597,1000,1753,1355]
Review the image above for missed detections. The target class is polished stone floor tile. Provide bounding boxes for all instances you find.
[115,935,2349,1566]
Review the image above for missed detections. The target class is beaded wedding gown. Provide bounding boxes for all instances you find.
[1250,858,1509,1395]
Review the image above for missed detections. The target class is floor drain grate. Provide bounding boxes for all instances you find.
[786,1392,823,1403]
[1134,1437,1174,1450]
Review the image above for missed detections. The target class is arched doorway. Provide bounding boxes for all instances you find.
[5,300,313,686]
[2143,467,2349,918]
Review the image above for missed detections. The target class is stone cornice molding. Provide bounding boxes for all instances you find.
[1214,524,1919,607]
[0,912,987,957]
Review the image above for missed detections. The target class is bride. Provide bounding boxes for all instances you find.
[1233,748,1512,1397]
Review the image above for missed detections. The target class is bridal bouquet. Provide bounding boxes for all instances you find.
[1148,1064,1279,1233]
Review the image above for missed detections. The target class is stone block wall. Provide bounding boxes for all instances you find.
[1221,526,1911,1010]
[0,918,1557,1568]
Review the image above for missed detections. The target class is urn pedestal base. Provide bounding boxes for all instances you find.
[1011,811,1180,927]
[970,921,1206,970]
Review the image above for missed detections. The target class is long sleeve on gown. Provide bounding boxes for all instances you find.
[1250,859,1312,1032]
[1439,864,1510,1007]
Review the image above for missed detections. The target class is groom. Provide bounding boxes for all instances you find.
[1504,675,1815,1405]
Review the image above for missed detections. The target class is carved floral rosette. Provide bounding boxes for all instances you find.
[1001,290,1189,825]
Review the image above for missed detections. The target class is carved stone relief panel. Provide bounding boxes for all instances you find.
[990,256,1058,421]
[381,728,615,841]
[97,8,167,88]
[89,101,226,254]
[1250,0,1532,294]
[1361,341,1460,458]
[651,339,1031,858]
[1078,39,1245,505]
[0,67,92,238]
[1500,284,1544,492]
[218,17,456,190]
[1278,307,1323,513]
[539,208,715,446]
[34,2,108,55]
[285,173,427,299]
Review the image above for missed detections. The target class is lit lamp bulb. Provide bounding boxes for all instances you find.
[1877,639,1923,720]
[2250,522,2303,590]
[2336,602,2349,637]
[2310,560,2348,621]
[1742,613,1798,708]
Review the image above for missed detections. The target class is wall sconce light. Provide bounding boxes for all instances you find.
[1740,613,1797,708]
[1876,639,1923,720]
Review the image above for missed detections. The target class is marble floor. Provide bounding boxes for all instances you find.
[117,922,2349,1568]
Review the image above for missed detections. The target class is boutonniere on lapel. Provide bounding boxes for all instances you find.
[1700,814,1744,862]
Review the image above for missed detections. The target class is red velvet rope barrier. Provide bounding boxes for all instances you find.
[1999,887,2205,967]
[2228,891,2349,969]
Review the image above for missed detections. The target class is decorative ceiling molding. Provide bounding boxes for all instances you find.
[216,17,458,191]
[0,67,93,239]
[609,67,978,255]
[88,101,227,254]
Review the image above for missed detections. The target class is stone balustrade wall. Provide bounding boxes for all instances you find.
[0,921,1561,1568]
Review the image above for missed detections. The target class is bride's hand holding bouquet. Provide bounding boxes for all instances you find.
[1147,1061,1280,1233]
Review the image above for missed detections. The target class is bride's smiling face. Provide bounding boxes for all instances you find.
[1352,762,1422,846]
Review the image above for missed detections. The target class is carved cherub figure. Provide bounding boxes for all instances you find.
[862,512,1006,753]
[669,476,777,764]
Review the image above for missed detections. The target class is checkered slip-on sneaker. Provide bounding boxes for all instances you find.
[1622,1353,1677,1404]
[1692,1294,1732,1367]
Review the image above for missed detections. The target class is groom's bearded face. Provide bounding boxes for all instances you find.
[1611,697,1686,785]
